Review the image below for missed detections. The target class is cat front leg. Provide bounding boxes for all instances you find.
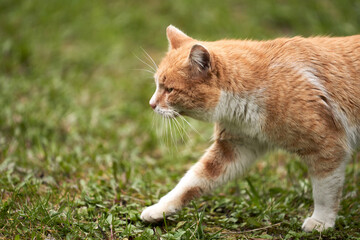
[302,159,347,232]
[141,138,264,222]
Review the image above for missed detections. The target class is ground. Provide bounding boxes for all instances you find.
[0,0,359,239]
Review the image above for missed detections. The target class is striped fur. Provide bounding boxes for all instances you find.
[141,25,360,232]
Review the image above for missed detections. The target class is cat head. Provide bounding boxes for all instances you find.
[149,25,221,121]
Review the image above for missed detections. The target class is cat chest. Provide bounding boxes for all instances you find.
[215,91,267,142]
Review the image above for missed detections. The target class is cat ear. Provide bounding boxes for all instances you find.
[189,44,211,72]
[166,25,192,50]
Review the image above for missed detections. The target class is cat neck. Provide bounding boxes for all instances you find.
[209,40,271,94]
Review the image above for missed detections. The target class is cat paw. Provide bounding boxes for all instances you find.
[302,217,334,232]
[141,203,175,222]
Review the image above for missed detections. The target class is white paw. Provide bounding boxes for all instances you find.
[302,217,334,232]
[140,203,176,222]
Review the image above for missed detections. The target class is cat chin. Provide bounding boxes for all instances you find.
[182,111,216,123]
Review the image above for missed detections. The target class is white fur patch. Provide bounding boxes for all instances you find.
[149,80,159,107]
[300,67,330,108]
[213,90,267,142]
[303,160,348,231]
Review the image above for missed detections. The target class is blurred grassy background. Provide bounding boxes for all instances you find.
[0,0,359,239]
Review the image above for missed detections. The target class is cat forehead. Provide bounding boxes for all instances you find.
[154,45,194,83]
[155,68,187,86]
[155,63,175,82]
[158,52,188,73]
[154,71,167,84]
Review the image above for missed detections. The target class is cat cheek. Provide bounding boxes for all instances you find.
[166,93,176,104]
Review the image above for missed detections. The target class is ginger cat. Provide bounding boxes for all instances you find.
[140,25,360,232]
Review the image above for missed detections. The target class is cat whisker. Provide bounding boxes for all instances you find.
[173,117,190,143]
[133,53,157,73]
[172,118,185,143]
[162,116,166,144]
[151,112,156,130]
[141,47,158,71]
[158,115,163,137]
[169,118,174,145]
[178,115,202,138]
[169,119,178,151]
[165,117,169,147]
[161,116,168,149]
[132,68,155,75]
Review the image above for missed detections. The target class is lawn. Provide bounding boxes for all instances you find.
[0,0,359,239]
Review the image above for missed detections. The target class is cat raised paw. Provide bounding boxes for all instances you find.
[141,202,177,222]
[141,204,166,222]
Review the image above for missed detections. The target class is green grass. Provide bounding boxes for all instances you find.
[1,0,360,239]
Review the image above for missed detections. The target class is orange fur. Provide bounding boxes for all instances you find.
[154,28,360,171]
[197,138,236,179]
[143,25,360,232]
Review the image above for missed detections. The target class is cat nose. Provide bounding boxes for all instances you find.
[150,102,157,109]
[149,95,157,109]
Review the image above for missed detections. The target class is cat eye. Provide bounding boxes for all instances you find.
[166,88,173,93]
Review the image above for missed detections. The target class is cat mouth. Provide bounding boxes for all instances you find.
[155,108,181,119]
